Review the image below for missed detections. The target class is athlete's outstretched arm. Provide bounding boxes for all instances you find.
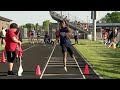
[65,27,73,38]
[53,36,60,47]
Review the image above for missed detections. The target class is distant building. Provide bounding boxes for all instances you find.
[0,16,12,31]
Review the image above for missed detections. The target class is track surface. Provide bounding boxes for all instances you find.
[0,43,100,79]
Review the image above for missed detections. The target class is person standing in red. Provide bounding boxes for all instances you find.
[102,29,108,45]
[27,30,31,43]
[55,29,60,44]
[5,23,21,76]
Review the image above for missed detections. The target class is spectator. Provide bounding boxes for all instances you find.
[0,27,7,47]
[31,29,35,44]
[27,30,32,43]
[113,27,118,43]
[5,23,21,76]
[36,30,41,43]
[73,29,79,44]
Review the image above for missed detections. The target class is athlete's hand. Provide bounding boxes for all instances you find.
[53,40,57,47]
[53,42,56,47]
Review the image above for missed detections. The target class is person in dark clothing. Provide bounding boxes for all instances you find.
[36,30,41,43]
[44,32,49,44]
[73,30,79,44]
[108,29,113,44]
[53,20,74,72]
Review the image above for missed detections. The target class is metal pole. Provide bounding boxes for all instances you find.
[92,11,96,41]
[48,24,49,35]
[87,16,88,31]
[61,11,62,16]
[87,16,88,23]
[68,12,69,20]
[93,19,96,41]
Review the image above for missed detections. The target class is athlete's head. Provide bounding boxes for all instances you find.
[59,20,67,28]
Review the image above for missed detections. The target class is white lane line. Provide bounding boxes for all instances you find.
[73,46,103,79]
[43,74,81,76]
[49,61,75,63]
[73,56,86,79]
[40,46,56,79]
[47,65,78,67]
[23,44,37,52]
[51,58,74,62]
[48,63,77,64]
[42,77,83,79]
[50,59,75,62]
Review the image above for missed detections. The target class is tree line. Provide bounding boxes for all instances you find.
[97,11,120,23]
[20,20,51,32]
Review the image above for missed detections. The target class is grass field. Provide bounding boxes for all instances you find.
[72,39,120,79]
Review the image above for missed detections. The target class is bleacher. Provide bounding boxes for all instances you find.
[49,11,90,34]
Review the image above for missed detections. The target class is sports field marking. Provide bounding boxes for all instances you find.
[50,59,75,61]
[48,62,77,64]
[40,46,56,79]
[49,60,75,63]
[43,77,83,79]
[73,46,103,79]
[47,65,78,67]
[43,74,81,76]
[23,44,37,52]
[73,56,86,79]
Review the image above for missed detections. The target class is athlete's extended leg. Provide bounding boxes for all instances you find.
[67,46,74,58]
[61,45,67,72]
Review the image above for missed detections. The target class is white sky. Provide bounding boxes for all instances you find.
[0,11,114,26]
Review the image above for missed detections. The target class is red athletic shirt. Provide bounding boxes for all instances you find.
[5,29,18,51]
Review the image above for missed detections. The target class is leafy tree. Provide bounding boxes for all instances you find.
[99,11,120,23]
[24,23,35,30]
[42,20,51,31]
[34,23,39,30]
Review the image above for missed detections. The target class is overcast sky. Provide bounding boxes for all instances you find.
[0,11,114,26]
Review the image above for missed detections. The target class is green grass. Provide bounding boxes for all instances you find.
[21,40,28,44]
[71,39,120,79]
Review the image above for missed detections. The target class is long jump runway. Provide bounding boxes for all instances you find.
[40,44,101,79]
[0,43,100,79]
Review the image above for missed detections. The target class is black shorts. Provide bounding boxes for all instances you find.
[61,44,71,52]
[6,51,16,63]
[61,44,73,57]
[74,36,78,40]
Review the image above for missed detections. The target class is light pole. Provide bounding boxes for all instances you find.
[91,11,97,41]
[87,16,88,31]
[87,16,88,23]
[68,12,69,20]
[61,11,62,16]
